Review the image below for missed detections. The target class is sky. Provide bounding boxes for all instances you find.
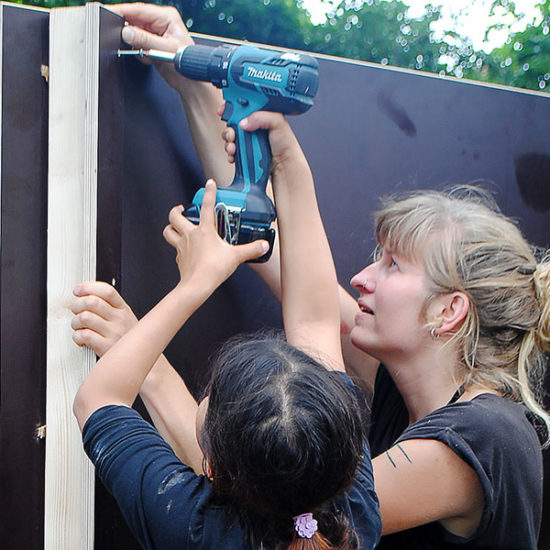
[301,0,543,52]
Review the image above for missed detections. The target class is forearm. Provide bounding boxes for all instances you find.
[176,81,233,185]
[276,160,338,315]
[272,142,343,366]
[139,354,203,472]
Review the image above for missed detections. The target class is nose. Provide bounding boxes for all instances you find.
[350,266,375,293]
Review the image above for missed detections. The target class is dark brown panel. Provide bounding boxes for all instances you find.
[96,7,124,288]
[0,4,49,549]
[93,7,134,550]
[116,36,550,549]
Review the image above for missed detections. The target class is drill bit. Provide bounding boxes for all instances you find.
[117,48,176,62]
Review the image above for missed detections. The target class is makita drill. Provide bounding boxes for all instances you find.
[119,43,320,262]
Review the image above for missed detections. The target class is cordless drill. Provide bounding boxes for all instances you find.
[118,43,320,262]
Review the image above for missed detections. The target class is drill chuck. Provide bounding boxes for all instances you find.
[174,45,231,87]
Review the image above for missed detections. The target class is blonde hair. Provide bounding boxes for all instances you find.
[374,186,550,446]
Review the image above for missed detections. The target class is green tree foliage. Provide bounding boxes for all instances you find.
[304,0,447,74]
[167,0,451,75]
[165,0,315,51]
[461,0,550,91]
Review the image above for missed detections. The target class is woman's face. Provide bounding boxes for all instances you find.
[349,246,431,361]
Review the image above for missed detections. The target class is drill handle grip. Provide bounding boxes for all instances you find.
[230,122,271,195]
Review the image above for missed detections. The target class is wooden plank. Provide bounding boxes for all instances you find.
[93,7,127,548]
[45,4,98,548]
[46,5,124,547]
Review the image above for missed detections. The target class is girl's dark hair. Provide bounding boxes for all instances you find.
[200,333,367,549]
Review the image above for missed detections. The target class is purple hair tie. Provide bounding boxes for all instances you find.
[293,512,318,539]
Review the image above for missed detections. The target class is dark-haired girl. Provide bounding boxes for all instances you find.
[72,113,381,549]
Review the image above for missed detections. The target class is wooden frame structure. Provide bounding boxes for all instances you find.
[0,3,548,548]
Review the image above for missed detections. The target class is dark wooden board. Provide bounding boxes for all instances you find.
[0,4,49,549]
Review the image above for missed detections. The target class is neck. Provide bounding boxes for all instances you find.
[382,344,462,424]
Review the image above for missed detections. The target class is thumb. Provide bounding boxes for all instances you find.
[239,111,285,133]
[121,25,136,46]
[235,240,270,264]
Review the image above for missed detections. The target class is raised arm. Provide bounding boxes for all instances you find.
[112,3,232,186]
[222,119,379,383]
[230,113,343,369]
[71,281,205,470]
[72,182,268,466]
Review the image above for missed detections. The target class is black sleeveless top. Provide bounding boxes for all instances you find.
[368,365,542,550]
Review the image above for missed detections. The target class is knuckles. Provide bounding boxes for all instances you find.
[165,5,180,18]
[162,225,173,241]
[72,328,94,346]
[81,295,100,311]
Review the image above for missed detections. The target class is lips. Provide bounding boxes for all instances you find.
[358,301,374,315]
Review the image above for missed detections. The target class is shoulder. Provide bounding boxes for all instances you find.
[83,404,185,470]
[83,405,223,549]
[399,394,541,455]
[396,395,543,536]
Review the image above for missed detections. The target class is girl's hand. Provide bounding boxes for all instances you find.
[71,281,138,357]
[162,179,269,289]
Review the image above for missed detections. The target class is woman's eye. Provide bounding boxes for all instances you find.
[389,258,398,269]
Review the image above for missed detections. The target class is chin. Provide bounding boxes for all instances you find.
[350,327,371,353]
[350,327,386,360]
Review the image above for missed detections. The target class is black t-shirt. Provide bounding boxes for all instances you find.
[368,365,543,550]
[83,400,382,549]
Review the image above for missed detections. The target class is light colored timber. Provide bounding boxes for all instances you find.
[45,3,102,548]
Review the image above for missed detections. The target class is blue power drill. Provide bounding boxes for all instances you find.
[118,43,319,262]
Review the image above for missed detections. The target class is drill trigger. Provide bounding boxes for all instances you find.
[221,101,233,122]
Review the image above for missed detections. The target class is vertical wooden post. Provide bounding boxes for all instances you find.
[45,5,99,548]
[45,4,123,546]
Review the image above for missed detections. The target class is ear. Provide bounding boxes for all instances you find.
[429,291,469,336]
[205,460,213,480]
[201,455,214,479]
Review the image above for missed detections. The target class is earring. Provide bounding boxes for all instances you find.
[430,327,439,339]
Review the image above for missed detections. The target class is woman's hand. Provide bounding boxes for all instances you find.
[163,179,269,289]
[113,3,231,186]
[112,3,194,90]
[71,281,138,357]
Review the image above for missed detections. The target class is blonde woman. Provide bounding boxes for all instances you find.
[336,187,549,548]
